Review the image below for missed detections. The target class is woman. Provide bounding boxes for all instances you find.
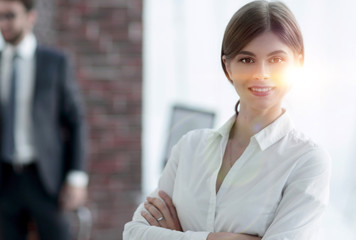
[123,1,331,239]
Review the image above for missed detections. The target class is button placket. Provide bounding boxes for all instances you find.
[216,140,257,202]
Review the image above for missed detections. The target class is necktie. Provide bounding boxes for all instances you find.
[1,52,19,162]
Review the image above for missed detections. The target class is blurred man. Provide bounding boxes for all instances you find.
[0,0,88,239]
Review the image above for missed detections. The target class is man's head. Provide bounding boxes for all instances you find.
[0,0,37,45]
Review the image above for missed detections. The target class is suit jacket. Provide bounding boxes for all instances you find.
[0,46,87,196]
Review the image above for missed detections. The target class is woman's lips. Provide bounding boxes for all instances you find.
[249,87,274,96]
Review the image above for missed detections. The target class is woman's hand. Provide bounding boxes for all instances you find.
[141,191,182,231]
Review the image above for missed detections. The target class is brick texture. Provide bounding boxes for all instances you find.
[34,0,142,239]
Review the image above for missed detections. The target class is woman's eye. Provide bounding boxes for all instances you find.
[270,57,284,63]
[240,58,254,64]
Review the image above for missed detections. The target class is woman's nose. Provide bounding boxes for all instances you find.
[252,62,271,80]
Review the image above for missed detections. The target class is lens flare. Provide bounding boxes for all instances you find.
[284,65,304,88]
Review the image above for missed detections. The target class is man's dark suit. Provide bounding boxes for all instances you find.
[0,46,87,239]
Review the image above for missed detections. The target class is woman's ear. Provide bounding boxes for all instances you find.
[222,55,229,70]
[297,54,304,67]
[222,55,233,82]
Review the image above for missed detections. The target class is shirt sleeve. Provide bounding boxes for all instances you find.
[123,134,210,240]
[262,147,331,240]
[65,170,89,187]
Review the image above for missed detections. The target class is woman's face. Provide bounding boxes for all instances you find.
[223,31,301,113]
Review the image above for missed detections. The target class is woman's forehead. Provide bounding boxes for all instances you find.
[239,32,294,56]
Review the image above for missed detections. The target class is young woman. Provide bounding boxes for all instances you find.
[123,1,331,239]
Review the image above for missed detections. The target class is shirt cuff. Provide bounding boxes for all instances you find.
[185,231,210,240]
[66,171,89,187]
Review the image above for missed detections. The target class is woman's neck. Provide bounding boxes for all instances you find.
[230,104,284,145]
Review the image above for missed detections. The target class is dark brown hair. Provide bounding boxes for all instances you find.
[1,0,36,11]
[221,0,304,82]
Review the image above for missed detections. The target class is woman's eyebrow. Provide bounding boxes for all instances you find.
[267,50,287,56]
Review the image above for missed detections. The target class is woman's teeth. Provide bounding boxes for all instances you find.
[251,87,272,92]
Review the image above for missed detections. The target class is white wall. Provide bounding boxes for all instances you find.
[143,0,356,238]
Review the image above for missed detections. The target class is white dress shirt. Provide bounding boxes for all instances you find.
[124,112,331,240]
[0,33,88,187]
[1,33,37,165]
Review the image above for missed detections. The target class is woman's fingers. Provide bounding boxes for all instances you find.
[144,201,162,219]
[158,191,178,218]
[146,197,173,226]
[142,201,168,228]
[141,210,160,227]
[141,192,182,231]
[158,191,182,230]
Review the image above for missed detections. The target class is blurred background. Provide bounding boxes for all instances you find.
[1,0,356,239]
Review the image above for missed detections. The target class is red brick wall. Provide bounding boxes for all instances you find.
[35,0,143,239]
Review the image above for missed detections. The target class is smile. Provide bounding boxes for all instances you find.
[249,87,274,96]
[250,87,273,92]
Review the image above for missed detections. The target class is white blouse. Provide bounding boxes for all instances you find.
[123,112,331,240]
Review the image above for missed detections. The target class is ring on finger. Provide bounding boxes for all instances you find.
[156,216,164,222]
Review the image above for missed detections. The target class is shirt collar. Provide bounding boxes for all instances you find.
[216,115,236,138]
[253,111,294,151]
[3,32,37,59]
[215,110,295,151]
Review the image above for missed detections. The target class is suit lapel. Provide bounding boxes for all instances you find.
[33,47,43,102]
